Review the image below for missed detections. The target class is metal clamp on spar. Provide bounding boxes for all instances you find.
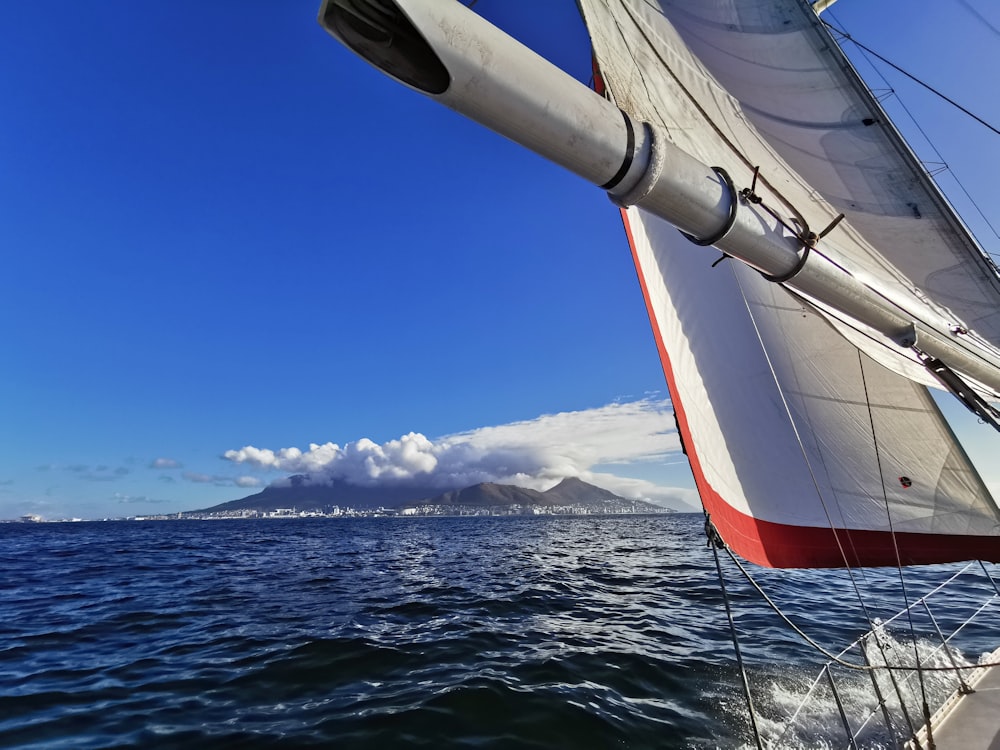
[318,1,815,274]
[317,0,1000,397]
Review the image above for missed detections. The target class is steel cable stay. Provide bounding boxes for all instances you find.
[712,267,894,749]
[715,545,1000,675]
[707,526,765,750]
[733,549,1000,749]
[711,270,1000,748]
[820,20,1000,139]
[822,12,1000,255]
[855,351,936,742]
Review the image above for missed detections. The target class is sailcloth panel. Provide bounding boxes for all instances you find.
[577,0,1000,367]
[577,0,1000,565]
[655,0,1000,350]
[624,205,1000,567]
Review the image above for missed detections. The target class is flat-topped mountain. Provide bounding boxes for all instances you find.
[192,476,664,515]
[196,475,444,514]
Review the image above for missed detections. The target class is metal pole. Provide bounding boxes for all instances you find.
[921,600,972,695]
[859,637,897,741]
[824,665,858,750]
[710,537,765,750]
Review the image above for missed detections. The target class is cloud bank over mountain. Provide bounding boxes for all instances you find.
[222,398,694,508]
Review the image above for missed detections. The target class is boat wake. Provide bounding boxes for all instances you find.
[748,620,995,748]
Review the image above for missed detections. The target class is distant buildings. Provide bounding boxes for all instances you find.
[1,503,671,524]
[172,502,669,521]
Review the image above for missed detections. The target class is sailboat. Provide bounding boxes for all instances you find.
[318,0,1000,746]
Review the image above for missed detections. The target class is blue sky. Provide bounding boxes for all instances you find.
[2,1,998,520]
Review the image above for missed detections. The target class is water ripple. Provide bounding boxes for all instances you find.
[1,515,996,748]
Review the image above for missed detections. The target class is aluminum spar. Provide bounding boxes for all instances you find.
[318,0,1000,397]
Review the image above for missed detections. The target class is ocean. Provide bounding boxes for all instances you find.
[2,514,997,749]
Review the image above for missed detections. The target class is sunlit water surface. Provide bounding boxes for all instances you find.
[2,515,996,748]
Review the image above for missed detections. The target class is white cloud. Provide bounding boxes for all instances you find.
[582,471,699,509]
[223,398,693,507]
[151,457,182,469]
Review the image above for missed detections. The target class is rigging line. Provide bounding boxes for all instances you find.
[723,544,1000,674]
[979,560,1000,597]
[725,261,923,700]
[941,165,1000,253]
[611,0,816,244]
[724,273,1000,676]
[824,14,1000,251]
[729,265,878,608]
[710,528,765,750]
[612,0,815,232]
[851,357,935,739]
[959,0,1000,36]
[855,351,935,733]
[824,11,965,166]
[822,21,1000,138]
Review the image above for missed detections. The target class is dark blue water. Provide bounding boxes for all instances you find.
[2,515,997,748]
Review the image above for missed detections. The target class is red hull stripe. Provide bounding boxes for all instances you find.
[619,209,1000,568]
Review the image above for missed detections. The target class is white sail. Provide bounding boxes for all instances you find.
[578,0,1000,565]
[317,0,1000,566]
[623,203,1000,566]
[579,0,1000,393]
[655,0,1000,348]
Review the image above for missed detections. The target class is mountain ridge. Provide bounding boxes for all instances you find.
[192,476,664,514]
